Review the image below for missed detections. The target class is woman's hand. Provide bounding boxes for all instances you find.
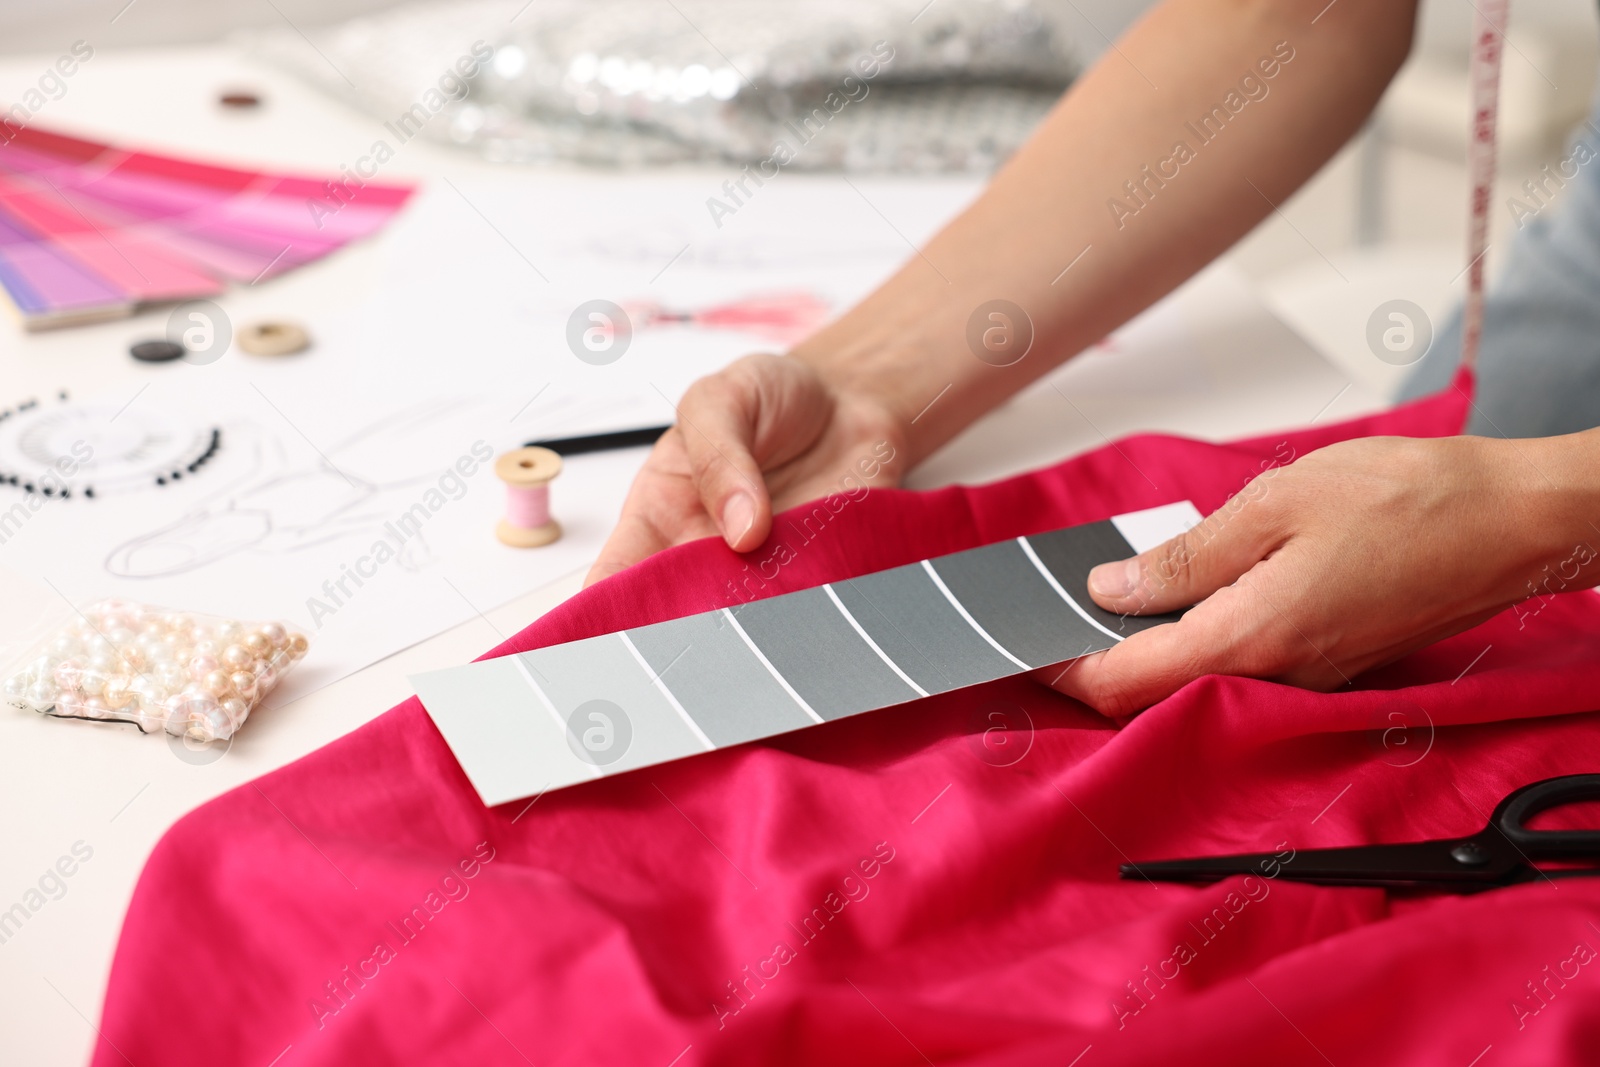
[585,354,906,586]
[585,0,1422,587]
[1043,433,1600,716]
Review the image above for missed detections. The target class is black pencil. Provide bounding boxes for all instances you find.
[524,425,672,456]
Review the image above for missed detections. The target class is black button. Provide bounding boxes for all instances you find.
[131,340,185,362]
[1450,843,1490,866]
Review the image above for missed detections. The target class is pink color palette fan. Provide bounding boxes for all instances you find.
[0,123,414,329]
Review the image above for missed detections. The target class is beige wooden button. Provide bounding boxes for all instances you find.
[238,321,310,356]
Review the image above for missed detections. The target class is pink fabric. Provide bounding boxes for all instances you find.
[94,381,1600,1066]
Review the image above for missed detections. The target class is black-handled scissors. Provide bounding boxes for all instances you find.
[1122,774,1600,892]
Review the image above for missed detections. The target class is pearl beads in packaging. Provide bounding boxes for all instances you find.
[1,600,309,743]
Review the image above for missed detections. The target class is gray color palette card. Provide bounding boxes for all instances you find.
[412,501,1201,806]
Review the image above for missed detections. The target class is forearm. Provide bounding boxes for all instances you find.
[795,0,1417,465]
[1510,429,1600,587]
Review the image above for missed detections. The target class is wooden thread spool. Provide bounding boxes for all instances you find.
[494,447,563,548]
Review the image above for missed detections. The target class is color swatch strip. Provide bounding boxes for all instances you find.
[412,502,1202,807]
[0,123,414,327]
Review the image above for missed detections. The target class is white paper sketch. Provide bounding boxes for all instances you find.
[0,174,988,705]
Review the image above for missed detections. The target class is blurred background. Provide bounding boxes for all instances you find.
[4,0,1596,234]
[1,0,1597,396]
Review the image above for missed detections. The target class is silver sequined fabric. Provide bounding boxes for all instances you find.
[248,0,1079,171]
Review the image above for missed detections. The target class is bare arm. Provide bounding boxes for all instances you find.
[589,0,1419,583]
[802,0,1417,465]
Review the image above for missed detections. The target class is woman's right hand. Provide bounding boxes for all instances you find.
[1042,432,1600,715]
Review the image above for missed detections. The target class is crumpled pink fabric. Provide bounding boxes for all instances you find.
[93,377,1600,1066]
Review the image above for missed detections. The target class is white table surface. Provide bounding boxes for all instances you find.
[0,43,1386,1067]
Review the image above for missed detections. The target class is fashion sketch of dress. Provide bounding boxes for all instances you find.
[103,398,505,579]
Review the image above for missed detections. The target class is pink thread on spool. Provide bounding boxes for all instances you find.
[494,447,563,548]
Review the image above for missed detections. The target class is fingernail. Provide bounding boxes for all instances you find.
[722,493,756,546]
[1088,557,1140,599]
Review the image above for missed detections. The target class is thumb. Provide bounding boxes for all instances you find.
[675,384,769,553]
[1085,501,1281,615]
[674,356,804,553]
[676,355,838,553]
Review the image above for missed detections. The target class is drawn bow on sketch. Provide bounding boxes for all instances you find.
[624,290,830,346]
